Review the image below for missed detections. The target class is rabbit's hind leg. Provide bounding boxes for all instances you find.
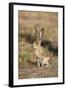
[42,57,48,67]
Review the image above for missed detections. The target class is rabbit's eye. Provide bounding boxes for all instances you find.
[36,41,38,43]
[36,41,38,44]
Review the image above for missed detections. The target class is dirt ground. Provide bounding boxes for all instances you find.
[18,56,58,79]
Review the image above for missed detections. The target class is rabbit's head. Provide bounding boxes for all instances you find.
[33,40,41,49]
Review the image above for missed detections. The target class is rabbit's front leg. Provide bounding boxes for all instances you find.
[38,59,43,67]
[37,60,40,67]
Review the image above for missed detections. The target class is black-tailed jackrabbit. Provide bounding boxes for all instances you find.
[33,25,52,67]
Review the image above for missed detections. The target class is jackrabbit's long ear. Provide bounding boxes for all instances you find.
[40,28,44,39]
[34,25,37,38]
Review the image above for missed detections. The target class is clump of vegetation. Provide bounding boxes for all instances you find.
[19,50,31,67]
